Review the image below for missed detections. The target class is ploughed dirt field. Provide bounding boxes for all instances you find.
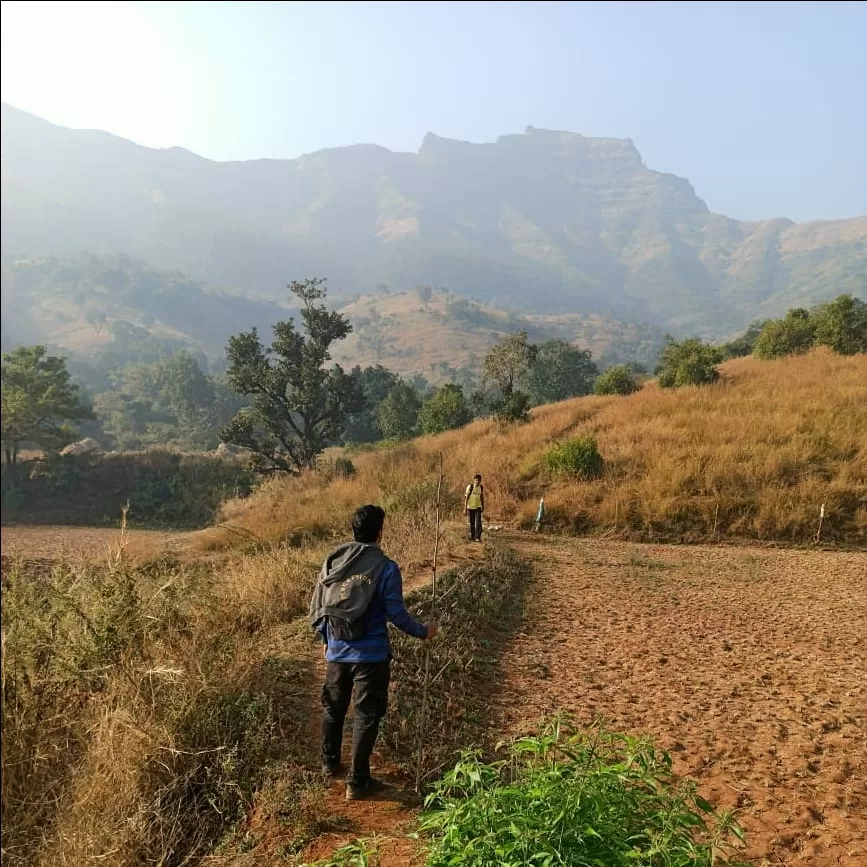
[493,536,867,867]
[0,524,188,564]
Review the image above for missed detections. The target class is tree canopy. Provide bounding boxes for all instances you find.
[220,278,361,472]
[524,340,598,404]
[753,308,816,359]
[657,338,722,388]
[813,294,867,355]
[343,365,401,444]
[419,383,472,435]
[483,332,538,422]
[377,380,421,441]
[1,345,92,484]
[594,364,640,396]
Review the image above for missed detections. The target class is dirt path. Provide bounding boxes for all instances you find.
[296,540,488,866]
[493,535,866,866]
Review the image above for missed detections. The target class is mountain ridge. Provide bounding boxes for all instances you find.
[2,102,864,335]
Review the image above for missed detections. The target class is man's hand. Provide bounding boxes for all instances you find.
[464,508,469,515]
[425,622,439,640]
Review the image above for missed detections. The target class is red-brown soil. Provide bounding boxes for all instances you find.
[490,536,866,867]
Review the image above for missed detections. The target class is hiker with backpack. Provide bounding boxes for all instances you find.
[309,504,438,800]
[465,473,485,543]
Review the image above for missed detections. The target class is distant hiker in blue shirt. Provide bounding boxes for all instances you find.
[309,504,438,800]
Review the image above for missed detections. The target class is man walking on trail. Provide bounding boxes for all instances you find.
[309,505,438,801]
[465,473,485,543]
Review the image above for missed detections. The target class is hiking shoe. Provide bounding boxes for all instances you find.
[345,777,387,801]
[321,762,344,783]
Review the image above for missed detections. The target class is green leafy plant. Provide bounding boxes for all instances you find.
[308,838,379,867]
[377,379,421,440]
[657,338,722,388]
[220,277,362,473]
[418,384,472,435]
[812,293,867,355]
[524,339,598,404]
[753,308,816,359]
[482,332,537,423]
[594,364,639,395]
[543,435,604,479]
[419,717,747,867]
[1,345,93,487]
[317,455,357,481]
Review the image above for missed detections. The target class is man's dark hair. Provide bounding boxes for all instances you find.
[473,473,482,481]
[352,504,386,543]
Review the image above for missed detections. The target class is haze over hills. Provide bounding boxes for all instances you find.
[0,254,666,384]
[2,102,865,337]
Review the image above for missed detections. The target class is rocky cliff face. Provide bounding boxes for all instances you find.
[2,104,864,333]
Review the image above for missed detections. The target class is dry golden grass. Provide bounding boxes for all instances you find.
[216,350,866,545]
[1,542,325,867]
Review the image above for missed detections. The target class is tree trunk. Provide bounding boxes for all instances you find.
[4,445,19,489]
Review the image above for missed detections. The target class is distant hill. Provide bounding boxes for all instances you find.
[0,255,666,380]
[333,289,665,381]
[3,103,864,335]
[0,254,292,365]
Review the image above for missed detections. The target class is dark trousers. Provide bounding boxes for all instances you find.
[321,660,390,786]
[468,508,483,541]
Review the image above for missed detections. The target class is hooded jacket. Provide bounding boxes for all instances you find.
[309,541,428,663]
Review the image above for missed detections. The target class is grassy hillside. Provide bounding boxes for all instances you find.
[212,349,867,546]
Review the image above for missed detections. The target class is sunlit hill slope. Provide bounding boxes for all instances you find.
[211,350,867,547]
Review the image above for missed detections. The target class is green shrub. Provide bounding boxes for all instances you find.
[543,435,604,479]
[657,338,722,388]
[812,294,867,355]
[419,717,747,867]
[492,389,532,423]
[753,308,816,359]
[595,364,639,395]
[419,384,472,435]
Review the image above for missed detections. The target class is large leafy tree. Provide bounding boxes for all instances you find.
[483,332,538,397]
[343,365,401,444]
[719,320,769,359]
[377,380,421,441]
[220,278,361,472]
[419,384,472,435]
[524,340,598,404]
[482,332,537,422]
[95,352,235,450]
[1,346,93,485]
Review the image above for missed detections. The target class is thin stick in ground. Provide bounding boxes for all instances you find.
[415,452,443,793]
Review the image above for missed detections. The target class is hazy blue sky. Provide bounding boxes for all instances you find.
[2,1,865,222]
